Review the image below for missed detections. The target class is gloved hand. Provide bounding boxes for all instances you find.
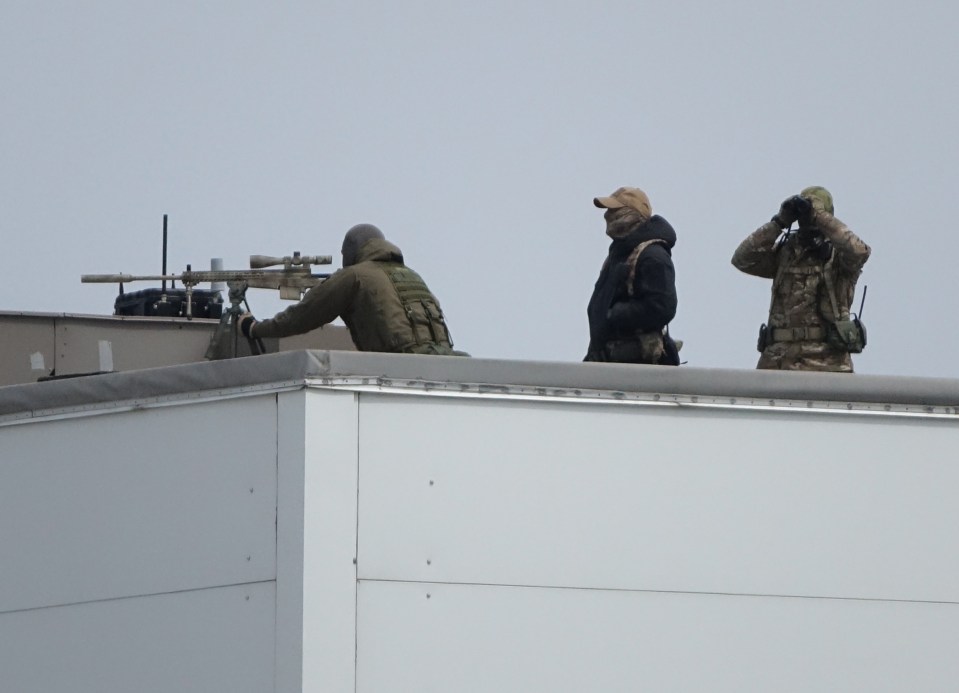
[790,194,813,220]
[237,312,256,338]
[773,195,804,228]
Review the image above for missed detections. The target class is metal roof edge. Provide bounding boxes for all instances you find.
[1,349,957,422]
[301,375,959,419]
[0,351,317,420]
[309,351,959,409]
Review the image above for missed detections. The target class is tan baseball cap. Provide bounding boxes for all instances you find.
[593,187,652,218]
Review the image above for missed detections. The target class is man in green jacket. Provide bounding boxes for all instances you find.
[239,224,464,355]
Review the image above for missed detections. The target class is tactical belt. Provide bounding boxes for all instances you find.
[770,326,825,343]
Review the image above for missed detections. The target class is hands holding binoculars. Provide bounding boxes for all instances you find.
[773,195,815,228]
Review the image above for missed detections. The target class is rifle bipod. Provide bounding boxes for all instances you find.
[204,280,267,360]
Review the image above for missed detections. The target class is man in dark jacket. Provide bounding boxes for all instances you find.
[585,186,679,365]
[239,224,464,355]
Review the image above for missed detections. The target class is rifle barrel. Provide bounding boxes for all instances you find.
[81,269,329,290]
[82,273,179,283]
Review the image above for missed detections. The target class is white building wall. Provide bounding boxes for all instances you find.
[2,374,958,693]
[302,390,361,692]
[3,583,277,693]
[357,580,959,692]
[0,395,285,692]
[351,392,959,692]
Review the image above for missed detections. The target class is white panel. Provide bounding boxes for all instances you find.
[357,580,959,693]
[275,390,307,693]
[357,395,959,602]
[0,582,276,693]
[0,396,277,612]
[300,389,360,693]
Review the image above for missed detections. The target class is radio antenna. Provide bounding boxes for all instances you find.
[161,214,169,292]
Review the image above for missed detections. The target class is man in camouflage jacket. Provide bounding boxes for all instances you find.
[240,224,463,355]
[585,186,680,365]
[731,186,870,372]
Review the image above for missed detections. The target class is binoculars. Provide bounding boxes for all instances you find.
[783,195,813,218]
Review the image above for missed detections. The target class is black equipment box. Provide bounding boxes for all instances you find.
[114,288,223,319]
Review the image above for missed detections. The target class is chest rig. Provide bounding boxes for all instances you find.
[758,239,865,353]
[383,264,454,350]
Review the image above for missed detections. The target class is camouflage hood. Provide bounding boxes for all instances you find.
[354,237,404,265]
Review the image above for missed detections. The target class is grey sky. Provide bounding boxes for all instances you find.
[2,2,956,376]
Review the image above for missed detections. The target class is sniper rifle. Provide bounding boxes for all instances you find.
[81,252,333,359]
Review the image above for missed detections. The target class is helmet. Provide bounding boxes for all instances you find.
[800,186,834,215]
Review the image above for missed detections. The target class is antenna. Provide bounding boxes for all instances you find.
[162,214,168,292]
[857,285,868,319]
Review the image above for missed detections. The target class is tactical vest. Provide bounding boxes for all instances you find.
[383,263,456,354]
[764,242,866,353]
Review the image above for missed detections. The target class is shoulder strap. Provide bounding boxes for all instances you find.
[768,241,792,316]
[625,239,668,298]
[820,252,848,322]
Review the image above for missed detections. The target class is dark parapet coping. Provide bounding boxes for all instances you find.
[1,349,958,421]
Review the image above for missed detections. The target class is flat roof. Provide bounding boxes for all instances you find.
[1,350,958,423]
